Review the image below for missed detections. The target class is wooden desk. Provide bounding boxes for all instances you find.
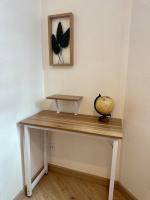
[19,110,123,200]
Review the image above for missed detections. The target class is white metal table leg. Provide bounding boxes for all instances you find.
[24,126,32,197]
[108,140,119,200]
[55,100,60,113]
[44,131,48,174]
[74,101,79,115]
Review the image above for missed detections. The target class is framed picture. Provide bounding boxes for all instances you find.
[48,13,74,66]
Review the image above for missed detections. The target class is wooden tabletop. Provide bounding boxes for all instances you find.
[46,94,83,101]
[19,110,123,139]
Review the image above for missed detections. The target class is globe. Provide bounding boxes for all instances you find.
[94,94,114,122]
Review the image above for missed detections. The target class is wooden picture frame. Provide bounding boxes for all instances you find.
[48,13,74,66]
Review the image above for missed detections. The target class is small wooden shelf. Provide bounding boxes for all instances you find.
[46,94,83,101]
[46,94,83,115]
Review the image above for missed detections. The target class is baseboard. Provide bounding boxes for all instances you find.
[48,163,119,188]
[13,187,25,200]
[117,183,138,200]
[13,166,44,200]
[14,163,138,200]
[48,163,138,200]
[49,156,113,179]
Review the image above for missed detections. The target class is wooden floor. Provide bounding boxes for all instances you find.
[20,171,126,200]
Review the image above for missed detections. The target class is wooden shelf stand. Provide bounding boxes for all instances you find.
[46,94,83,115]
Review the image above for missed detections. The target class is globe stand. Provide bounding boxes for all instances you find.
[99,114,111,123]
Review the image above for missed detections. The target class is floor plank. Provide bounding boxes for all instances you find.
[20,171,126,200]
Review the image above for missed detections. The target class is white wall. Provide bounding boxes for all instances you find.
[0,0,43,199]
[42,0,131,178]
[2,0,149,198]
[120,0,150,199]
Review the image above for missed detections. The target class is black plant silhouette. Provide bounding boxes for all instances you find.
[51,22,70,64]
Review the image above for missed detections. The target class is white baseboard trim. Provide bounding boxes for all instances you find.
[13,188,25,200]
[13,163,137,200]
[49,157,117,179]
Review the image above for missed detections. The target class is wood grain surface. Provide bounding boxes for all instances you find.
[19,110,123,139]
[46,94,83,101]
